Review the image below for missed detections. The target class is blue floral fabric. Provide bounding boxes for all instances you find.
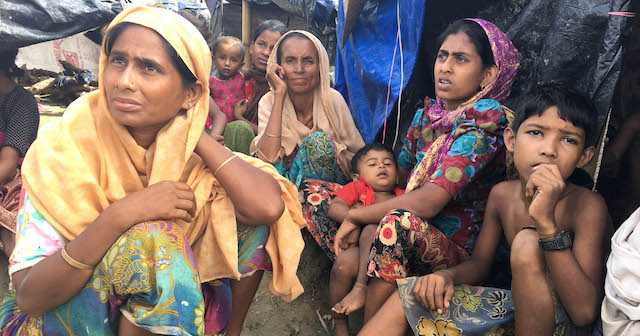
[0,221,231,336]
[399,99,509,253]
[274,131,347,189]
[398,277,516,336]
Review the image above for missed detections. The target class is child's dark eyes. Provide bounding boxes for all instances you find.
[526,130,542,136]
[563,137,578,145]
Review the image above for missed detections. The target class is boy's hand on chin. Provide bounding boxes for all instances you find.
[526,164,565,235]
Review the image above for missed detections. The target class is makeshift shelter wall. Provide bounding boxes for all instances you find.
[334,0,633,148]
[221,2,337,65]
[15,33,101,75]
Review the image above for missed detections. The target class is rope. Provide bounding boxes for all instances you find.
[393,0,404,149]
[381,17,400,143]
[592,106,613,191]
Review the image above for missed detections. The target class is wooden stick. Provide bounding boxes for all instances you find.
[242,0,251,64]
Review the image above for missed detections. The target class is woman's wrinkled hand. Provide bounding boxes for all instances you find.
[267,64,287,97]
[114,181,196,229]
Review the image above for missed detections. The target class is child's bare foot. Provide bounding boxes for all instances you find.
[331,282,367,315]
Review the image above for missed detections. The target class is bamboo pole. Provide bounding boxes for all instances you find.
[242,0,251,64]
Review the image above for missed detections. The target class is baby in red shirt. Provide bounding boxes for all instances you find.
[328,143,404,334]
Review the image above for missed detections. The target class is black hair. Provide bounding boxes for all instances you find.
[351,143,398,174]
[436,19,495,68]
[253,20,288,42]
[0,49,24,78]
[276,32,313,64]
[212,36,246,57]
[512,83,599,148]
[103,22,197,87]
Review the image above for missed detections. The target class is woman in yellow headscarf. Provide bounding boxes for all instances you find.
[0,6,305,336]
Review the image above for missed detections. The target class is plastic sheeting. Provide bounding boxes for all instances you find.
[336,0,632,145]
[506,0,633,127]
[0,0,122,51]
[0,0,214,52]
[334,0,424,143]
[230,0,338,31]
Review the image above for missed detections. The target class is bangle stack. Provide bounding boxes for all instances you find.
[61,245,94,270]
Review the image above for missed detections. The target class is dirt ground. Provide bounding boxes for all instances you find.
[240,231,365,336]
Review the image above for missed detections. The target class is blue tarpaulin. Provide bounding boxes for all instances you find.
[334,0,425,143]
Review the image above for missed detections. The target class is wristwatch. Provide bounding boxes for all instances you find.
[538,231,572,251]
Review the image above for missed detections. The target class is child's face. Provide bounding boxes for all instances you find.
[354,150,398,192]
[214,43,244,79]
[505,106,595,182]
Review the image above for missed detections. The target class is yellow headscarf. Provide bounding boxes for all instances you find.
[21,6,305,302]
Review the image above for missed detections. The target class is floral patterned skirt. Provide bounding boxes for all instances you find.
[0,221,231,336]
[367,209,471,283]
[237,223,272,277]
[274,131,347,189]
[397,277,516,336]
[299,179,344,261]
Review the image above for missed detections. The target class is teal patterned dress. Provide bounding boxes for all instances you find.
[0,193,231,335]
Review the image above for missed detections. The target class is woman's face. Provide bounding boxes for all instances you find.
[103,25,191,132]
[280,37,320,95]
[434,31,492,111]
[251,30,282,72]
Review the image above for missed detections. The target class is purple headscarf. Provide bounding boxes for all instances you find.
[406,18,520,191]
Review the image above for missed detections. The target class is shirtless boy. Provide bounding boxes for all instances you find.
[359,84,608,336]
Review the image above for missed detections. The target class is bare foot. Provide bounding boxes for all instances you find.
[331,282,367,315]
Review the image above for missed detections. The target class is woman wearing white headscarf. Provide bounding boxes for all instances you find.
[251,30,365,188]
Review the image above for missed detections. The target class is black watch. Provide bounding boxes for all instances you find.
[538,231,572,251]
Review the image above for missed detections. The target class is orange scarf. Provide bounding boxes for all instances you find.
[21,6,305,302]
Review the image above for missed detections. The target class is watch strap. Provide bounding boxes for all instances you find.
[538,231,572,251]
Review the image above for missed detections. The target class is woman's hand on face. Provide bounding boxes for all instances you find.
[267,64,287,96]
[114,181,196,229]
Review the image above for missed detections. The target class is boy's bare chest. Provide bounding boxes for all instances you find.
[501,200,574,246]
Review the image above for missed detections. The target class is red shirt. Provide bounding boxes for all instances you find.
[334,179,405,207]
